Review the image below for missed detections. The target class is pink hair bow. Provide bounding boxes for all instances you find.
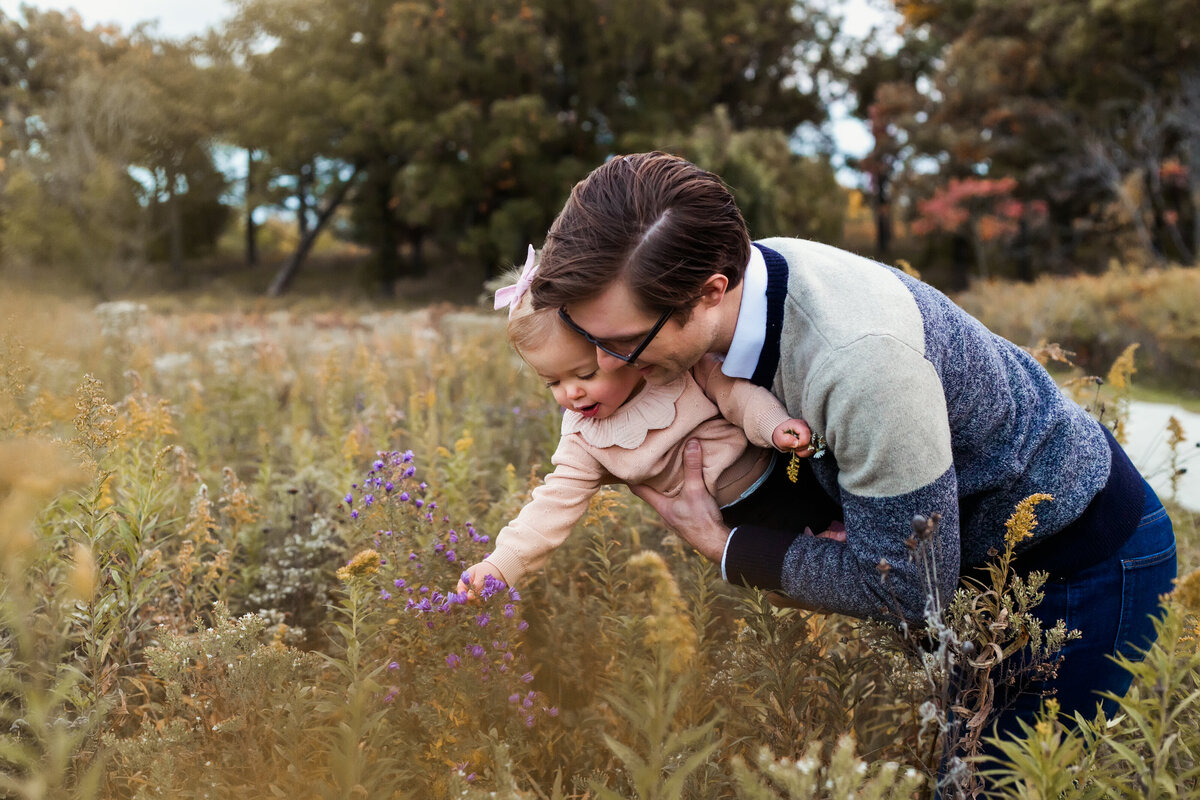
[493,244,537,316]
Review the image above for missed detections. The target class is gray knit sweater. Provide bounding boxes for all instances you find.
[725,237,1112,623]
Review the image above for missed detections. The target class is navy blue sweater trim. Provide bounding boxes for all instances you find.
[1011,423,1145,577]
[751,243,788,389]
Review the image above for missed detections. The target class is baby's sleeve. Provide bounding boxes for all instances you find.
[485,435,607,586]
[692,358,792,450]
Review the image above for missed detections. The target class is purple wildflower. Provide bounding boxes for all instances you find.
[394,578,406,588]
[350,510,358,519]
[380,589,391,600]
[399,492,410,502]
[402,450,414,462]
[503,604,515,618]
[476,613,490,627]
[344,493,353,505]
[388,661,399,670]
[385,481,394,492]
[468,644,485,658]
[446,653,460,668]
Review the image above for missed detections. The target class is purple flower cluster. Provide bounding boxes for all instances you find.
[507,690,558,727]
[340,448,556,733]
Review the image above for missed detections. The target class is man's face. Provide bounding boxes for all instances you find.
[562,278,721,386]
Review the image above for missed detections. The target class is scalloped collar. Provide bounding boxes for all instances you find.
[560,375,688,449]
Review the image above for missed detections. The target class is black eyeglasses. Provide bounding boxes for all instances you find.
[557,306,673,364]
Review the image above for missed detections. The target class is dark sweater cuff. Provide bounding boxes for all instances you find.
[725,525,798,591]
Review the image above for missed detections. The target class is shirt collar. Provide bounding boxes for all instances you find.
[720,245,767,380]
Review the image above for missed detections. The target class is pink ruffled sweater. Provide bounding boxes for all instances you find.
[486,358,792,585]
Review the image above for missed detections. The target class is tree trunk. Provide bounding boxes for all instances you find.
[168,171,184,280]
[409,227,426,277]
[1189,139,1200,262]
[371,165,400,297]
[1014,217,1033,282]
[950,233,971,291]
[297,162,311,241]
[267,165,362,297]
[1182,69,1200,261]
[873,173,892,260]
[245,149,258,267]
[1086,137,1159,263]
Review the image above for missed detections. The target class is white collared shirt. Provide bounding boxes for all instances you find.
[720,244,768,380]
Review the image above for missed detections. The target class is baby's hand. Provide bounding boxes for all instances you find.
[456,561,507,600]
[772,418,813,454]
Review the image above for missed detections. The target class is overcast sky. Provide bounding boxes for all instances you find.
[0,0,233,39]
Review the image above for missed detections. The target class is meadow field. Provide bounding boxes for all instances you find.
[2,270,1200,799]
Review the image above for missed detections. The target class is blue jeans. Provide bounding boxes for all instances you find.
[990,476,1177,739]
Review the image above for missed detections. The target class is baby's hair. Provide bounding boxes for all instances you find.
[501,260,564,362]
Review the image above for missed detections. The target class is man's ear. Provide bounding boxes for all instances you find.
[697,274,729,309]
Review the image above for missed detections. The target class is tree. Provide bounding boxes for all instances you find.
[849,0,1200,278]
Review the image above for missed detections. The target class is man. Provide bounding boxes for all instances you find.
[529,151,1174,726]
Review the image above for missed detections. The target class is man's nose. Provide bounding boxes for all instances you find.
[596,349,626,372]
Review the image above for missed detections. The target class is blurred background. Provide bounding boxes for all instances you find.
[0,0,1195,302]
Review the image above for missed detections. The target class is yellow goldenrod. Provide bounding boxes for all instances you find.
[337,549,382,582]
[1004,493,1054,548]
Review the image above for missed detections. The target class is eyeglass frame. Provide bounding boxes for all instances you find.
[557,306,674,364]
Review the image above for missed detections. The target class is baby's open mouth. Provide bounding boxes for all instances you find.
[578,403,600,417]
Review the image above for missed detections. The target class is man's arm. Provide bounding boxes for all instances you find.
[645,337,962,625]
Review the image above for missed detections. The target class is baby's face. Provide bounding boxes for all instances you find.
[523,330,644,420]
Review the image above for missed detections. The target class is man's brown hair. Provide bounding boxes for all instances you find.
[531,152,750,317]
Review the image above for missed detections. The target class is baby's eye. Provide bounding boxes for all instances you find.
[544,380,558,388]
[579,371,597,380]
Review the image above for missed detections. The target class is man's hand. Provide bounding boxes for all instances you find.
[629,439,730,563]
[772,418,814,455]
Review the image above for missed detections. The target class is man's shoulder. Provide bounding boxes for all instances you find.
[757,238,927,357]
